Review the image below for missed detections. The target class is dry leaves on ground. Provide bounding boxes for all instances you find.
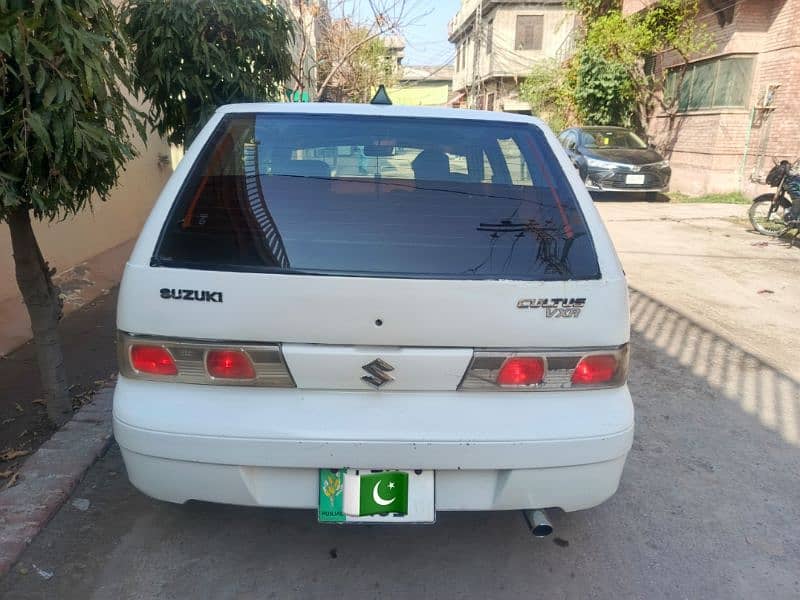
[0,448,30,462]
[2,471,19,489]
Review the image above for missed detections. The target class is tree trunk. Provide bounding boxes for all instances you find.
[7,208,72,425]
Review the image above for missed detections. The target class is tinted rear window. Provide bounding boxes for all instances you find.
[155,113,600,280]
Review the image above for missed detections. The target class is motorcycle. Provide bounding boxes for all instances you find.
[748,159,799,244]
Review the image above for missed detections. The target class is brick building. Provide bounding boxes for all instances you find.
[623,0,800,195]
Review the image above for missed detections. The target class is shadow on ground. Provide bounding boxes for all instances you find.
[1,288,799,599]
[629,286,799,445]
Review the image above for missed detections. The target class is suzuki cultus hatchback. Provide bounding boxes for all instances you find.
[114,103,633,531]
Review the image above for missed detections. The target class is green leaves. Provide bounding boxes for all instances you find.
[575,50,636,127]
[0,31,12,54]
[122,0,293,146]
[519,59,578,133]
[567,0,622,21]
[555,0,710,129]
[41,81,58,107]
[0,0,146,222]
[25,112,51,149]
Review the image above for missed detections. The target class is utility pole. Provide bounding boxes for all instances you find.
[469,0,483,109]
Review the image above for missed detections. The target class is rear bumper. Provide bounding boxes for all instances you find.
[113,377,634,512]
[119,449,628,512]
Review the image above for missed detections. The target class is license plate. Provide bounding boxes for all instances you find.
[318,468,435,523]
[626,174,646,185]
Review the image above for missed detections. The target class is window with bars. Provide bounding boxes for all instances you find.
[665,55,754,111]
[515,15,543,51]
[486,20,493,54]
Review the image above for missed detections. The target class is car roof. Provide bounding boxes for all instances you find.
[217,102,547,127]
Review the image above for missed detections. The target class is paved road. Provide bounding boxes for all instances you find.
[598,200,800,378]
[2,202,799,599]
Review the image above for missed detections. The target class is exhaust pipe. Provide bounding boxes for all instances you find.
[522,509,553,538]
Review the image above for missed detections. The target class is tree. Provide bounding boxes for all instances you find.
[286,0,418,102]
[519,59,579,133]
[579,0,711,130]
[567,0,621,21]
[574,45,638,127]
[0,0,146,425]
[317,20,397,103]
[526,0,710,132]
[122,0,294,146]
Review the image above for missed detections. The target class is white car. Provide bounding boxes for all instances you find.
[113,103,632,532]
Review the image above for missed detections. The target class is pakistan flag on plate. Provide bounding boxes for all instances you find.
[318,469,418,523]
[344,471,409,517]
[318,468,433,523]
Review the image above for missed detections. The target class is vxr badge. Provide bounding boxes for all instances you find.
[361,358,395,389]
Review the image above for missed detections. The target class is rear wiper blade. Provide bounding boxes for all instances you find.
[476,219,562,233]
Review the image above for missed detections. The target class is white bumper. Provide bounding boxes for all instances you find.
[113,377,634,512]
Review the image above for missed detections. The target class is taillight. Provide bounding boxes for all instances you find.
[496,357,545,386]
[572,355,618,385]
[130,345,178,376]
[460,345,628,391]
[118,332,294,387]
[206,349,256,380]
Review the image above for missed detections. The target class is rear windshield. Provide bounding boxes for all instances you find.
[155,113,600,280]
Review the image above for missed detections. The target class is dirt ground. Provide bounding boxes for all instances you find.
[1,200,799,599]
[597,200,799,380]
[0,291,119,484]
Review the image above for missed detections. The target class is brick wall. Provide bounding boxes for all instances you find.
[643,0,800,195]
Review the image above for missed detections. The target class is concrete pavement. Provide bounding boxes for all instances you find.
[0,389,113,577]
[597,201,799,379]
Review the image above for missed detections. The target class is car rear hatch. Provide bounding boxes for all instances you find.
[118,109,629,392]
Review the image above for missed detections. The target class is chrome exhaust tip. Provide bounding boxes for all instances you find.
[523,509,553,538]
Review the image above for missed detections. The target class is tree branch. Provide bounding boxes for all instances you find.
[316,28,391,100]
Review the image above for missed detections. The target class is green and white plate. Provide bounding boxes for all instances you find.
[318,468,434,523]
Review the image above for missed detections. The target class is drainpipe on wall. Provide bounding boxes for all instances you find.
[753,109,775,182]
[739,107,756,192]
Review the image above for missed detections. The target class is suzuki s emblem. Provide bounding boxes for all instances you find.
[361,358,395,389]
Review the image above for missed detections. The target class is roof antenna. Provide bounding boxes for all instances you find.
[370,84,393,105]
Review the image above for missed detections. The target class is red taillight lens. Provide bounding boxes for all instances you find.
[572,355,618,385]
[206,350,256,380]
[130,345,178,376]
[496,357,545,386]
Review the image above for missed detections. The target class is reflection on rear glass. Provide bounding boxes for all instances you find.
[156,114,600,281]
